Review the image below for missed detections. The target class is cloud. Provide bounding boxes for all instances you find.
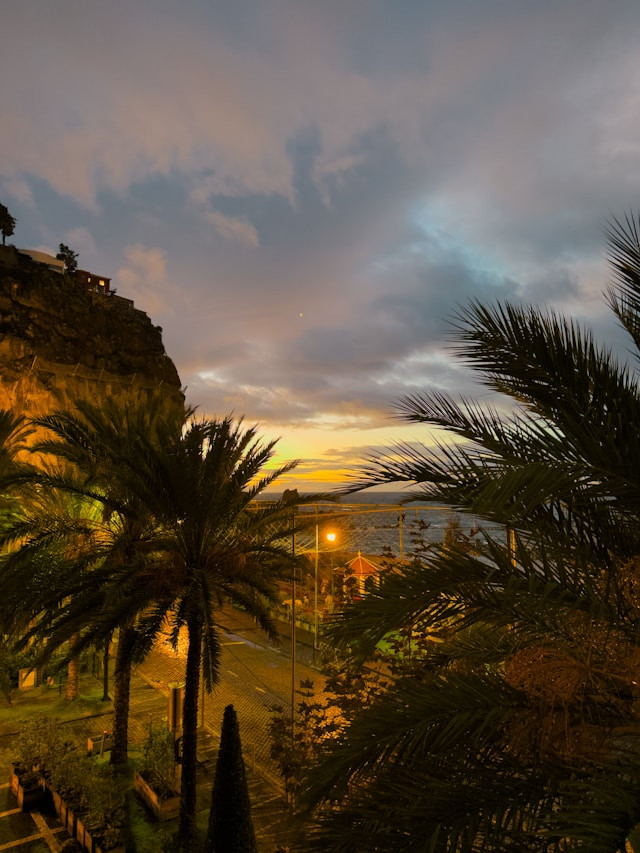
[64,227,96,262]
[4,0,640,489]
[206,211,259,247]
[120,244,166,282]
[116,244,171,317]
[0,0,625,213]
[0,175,34,207]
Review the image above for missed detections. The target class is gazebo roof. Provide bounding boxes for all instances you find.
[347,550,382,578]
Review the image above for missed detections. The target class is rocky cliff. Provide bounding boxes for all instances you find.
[0,246,183,427]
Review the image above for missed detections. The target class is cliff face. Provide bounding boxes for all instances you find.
[0,246,183,426]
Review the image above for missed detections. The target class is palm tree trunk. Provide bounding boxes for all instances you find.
[65,635,80,700]
[178,616,202,842]
[110,625,136,766]
[102,635,110,702]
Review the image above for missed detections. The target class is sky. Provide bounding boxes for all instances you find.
[2,1,640,493]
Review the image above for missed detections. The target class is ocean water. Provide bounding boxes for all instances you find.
[292,491,501,560]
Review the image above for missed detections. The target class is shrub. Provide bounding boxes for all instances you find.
[140,725,177,797]
[13,718,125,846]
[14,715,64,771]
[84,765,126,848]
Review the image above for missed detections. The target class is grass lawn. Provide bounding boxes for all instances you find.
[0,684,112,725]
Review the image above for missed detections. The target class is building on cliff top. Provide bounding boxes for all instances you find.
[74,269,111,294]
[18,249,111,295]
[17,248,65,275]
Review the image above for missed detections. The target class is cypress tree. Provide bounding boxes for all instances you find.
[204,704,258,853]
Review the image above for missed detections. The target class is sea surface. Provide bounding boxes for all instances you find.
[271,490,503,560]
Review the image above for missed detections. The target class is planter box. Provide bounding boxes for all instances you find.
[74,814,86,849]
[51,788,62,815]
[11,763,45,810]
[87,732,113,756]
[64,802,77,835]
[68,807,90,851]
[85,825,126,853]
[83,826,96,853]
[12,764,124,853]
[94,839,126,853]
[16,771,124,853]
[49,787,123,853]
[133,770,180,821]
[9,763,23,797]
[48,787,73,830]
[58,798,71,830]
[16,777,45,810]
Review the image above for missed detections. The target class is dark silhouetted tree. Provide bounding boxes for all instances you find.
[204,704,257,853]
[301,214,640,851]
[0,204,16,246]
[56,243,78,274]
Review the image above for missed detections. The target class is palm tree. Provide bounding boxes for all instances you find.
[301,215,640,852]
[0,490,113,701]
[0,411,34,512]
[0,410,35,563]
[0,398,306,842]
[11,401,301,842]
[0,399,185,763]
[0,411,37,700]
[112,415,299,842]
[0,479,175,758]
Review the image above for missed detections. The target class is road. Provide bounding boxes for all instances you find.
[137,606,326,785]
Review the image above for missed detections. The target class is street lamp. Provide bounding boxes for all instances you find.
[327,531,336,599]
[314,525,319,660]
[283,489,298,742]
[314,526,337,662]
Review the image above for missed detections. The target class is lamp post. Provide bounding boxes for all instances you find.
[327,531,336,600]
[314,524,319,662]
[314,526,337,663]
[283,489,298,743]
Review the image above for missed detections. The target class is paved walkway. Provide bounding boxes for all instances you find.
[135,606,325,848]
[138,607,324,783]
[0,780,70,851]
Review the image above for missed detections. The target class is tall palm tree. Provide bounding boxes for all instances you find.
[111,415,300,842]
[0,409,35,521]
[8,401,302,842]
[301,215,640,852]
[0,409,32,475]
[0,479,175,759]
[0,410,37,700]
[0,410,35,561]
[0,398,185,764]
